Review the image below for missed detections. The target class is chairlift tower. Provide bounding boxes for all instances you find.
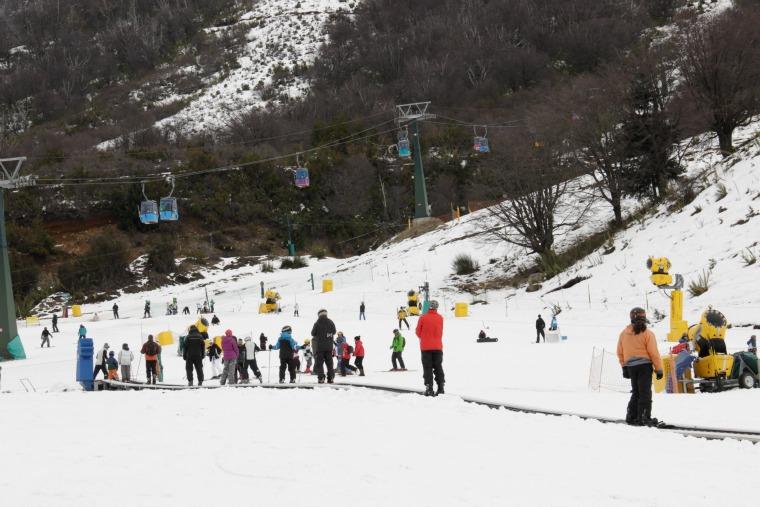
[396,102,435,221]
[0,157,35,360]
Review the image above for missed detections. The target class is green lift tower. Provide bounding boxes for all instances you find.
[396,102,435,221]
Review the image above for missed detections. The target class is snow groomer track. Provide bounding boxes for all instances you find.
[102,380,760,444]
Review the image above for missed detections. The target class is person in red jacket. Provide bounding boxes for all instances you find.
[415,300,445,396]
[353,336,365,376]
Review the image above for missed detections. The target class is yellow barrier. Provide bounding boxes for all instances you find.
[454,302,468,317]
[25,316,40,327]
[157,331,174,346]
[72,305,82,317]
[322,279,333,293]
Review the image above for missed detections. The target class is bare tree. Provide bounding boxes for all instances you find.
[678,7,760,156]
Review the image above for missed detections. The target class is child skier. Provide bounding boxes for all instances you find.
[270,325,299,383]
[93,343,110,379]
[243,336,263,383]
[237,338,248,383]
[339,341,357,376]
[390,329,406,371]
[302,339,314,374]
[208,339,222,379]
[106,351,119,380]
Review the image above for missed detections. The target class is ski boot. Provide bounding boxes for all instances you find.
[436,383,445,395]
[279,379,285,384]
[256,375,263,384]
[318,378,325,384]
[290,379,296,384]
[424,384,435,397]
[327,378,334,384]
[188,380,194,387]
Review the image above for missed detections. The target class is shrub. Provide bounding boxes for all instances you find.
[261,261,275,273]
[312,247,327,260]
[715,182,728,201]
[741,248,757,267]
[280,256,309,269]
[687,269,712,297]
[452,254,479,275]
[58,232,131,294]
[146,237,178,274]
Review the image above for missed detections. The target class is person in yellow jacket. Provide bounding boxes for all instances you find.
[617,307,663,426]
[397,307,410,330]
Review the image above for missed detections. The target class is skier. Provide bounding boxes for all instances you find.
[270,325,298,383]
[140,335,161,384]
[210,299,215,312]
[301,338,314,374]
[359,302,366,320]
[259,333,268,352]
[390,329,406,371]
[219,329,239,385]
[112,303,119,319]
[143,300,151,319]
[51,313,59,333]
[236,338,248,383]
[183,325,206,386]
[311,309,337,384]
[196,303,202,314]
[535,314,546,343]
[106,351,119,380]
[208,339,222,379]
[397,307,410,330]
[416,300,445,396]
[294,302,299,317]
[617,307,663,426]
[93,343,110,379]
[550,315,558,331]
[211,314,220,326]
[243,336,263,383]
[118,343,134,381]
[338,341,357,376]
[78,324,87,340]
[182,306,190,315]
[354,336,365,376]
[40,327,51,348]
[334,332,347,359]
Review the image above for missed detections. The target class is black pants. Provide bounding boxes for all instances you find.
[52,322,59,332]
[421,350,444,387]
[391,351,405,369]
[399,318,409,330]
[536,329,545,343]
[339,357,357,375]
[627,363,653,421]
[279,357,296,382]
[144,311,151,318]
[185,356,204,384]
[41,336,50,348]
[146,360,158,383]
[355,356,364,374]
[246,359,261,378]
[359,312,366,320]
[314,350,334,381]
[113,311,119,319]
[93,364,107,379]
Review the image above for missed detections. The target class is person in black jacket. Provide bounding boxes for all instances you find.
[536,314,546,343]
[51,313,59,333]
[40,327,52,348]
[183,325,205,386]
[311,309,337,384]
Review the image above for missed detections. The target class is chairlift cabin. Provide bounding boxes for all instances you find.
[139,200,158,225]
[397,129,411,158]
[295,167,310,188]
[159,197,178,221]
[473,126,489,153]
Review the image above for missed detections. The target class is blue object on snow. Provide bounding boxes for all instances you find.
[561,335,567,341]
[76,338,94,391]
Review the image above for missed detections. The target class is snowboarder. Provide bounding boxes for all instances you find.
[748,335,757,355]
[184,325,206,386]
[294,302,300,317]
[236,339,248,383]
[311,309,337,384]
[549,315,558,331]
[93,343,110,379]
[301,338,314,374]
[477,330,498,343]
[112,303,119,319]
[617,307,663,426]
[78,324,87,340]
[243,336,263,383]
[535,314,546,343]
[140,335,161,384]
[40,327,51,348]
[390,329,406,371]
[143,301,151,319]
[416,300,445,396]
[51,313,59,333]
[208,339,222,379]
[211,314,220,326]
[270,325,298,383]
[219,329,239,385]
[359,302,366,320]
[398,307,410,330]
[118,343,134,381]
[354,336,365,376]
[182,306,190,315]
[106,351,119,380]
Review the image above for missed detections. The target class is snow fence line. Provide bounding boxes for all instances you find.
[101,379,760,444]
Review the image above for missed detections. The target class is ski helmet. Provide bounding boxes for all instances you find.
[318,309,327,317]
[281,325,292,333]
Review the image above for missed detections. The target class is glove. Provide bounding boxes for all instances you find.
[622,366,630,379]
[656,370,664,380]
[268,345,273,350]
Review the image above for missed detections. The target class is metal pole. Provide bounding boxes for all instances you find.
[0,189,21,359]
[410,119,430,219]
[287,215,296,256]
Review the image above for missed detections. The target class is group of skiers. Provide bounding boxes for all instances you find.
[92,337,162,384]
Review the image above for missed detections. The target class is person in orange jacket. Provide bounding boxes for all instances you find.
[617,307,663,426]
[415,300,445,396]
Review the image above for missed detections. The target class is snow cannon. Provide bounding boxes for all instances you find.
[259,290,281,314]
[688,308,732,379]
[646,257,687,342]
[407,290,420,316]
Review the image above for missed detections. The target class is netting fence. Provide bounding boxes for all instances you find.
[588,346,630,393]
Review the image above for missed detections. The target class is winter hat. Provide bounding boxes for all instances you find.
[244,336,252,342]
[354,336,361,340]
[108,350,114,357]
[189,325,198,332]
[393,329,399,333]
[281,325,292,334]
[104,343,110,349]
[122,343,128,350]
[318,309,327,317]
[304,338,311,344]
[429,300,439,310]
[225,329,233,336]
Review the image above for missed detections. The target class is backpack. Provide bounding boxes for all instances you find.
[347,345,354,354]
[146,341,158,356]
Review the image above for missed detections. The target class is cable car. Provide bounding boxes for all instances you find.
[295,167,310,188]
[159,177,178,221]
[139,200,158,225]
[473,126,489,153]
[398,129,411,158]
